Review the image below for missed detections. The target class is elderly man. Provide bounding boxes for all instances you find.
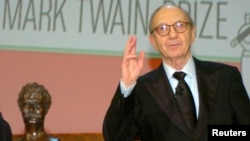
[103,3,250,141]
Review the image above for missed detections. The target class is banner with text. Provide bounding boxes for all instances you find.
[0,0,249,58]
[0,0,250,95]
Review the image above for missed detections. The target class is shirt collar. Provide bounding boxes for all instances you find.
[163,57,196,79]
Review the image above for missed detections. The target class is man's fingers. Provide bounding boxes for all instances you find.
[122,54,136,64]
[124,36,137,56]
[130,36,137,55]
[138,51,145,67]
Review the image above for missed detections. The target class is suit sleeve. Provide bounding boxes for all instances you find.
[230,67,250,123]
[103,84,139,141]
[0,113,13,141]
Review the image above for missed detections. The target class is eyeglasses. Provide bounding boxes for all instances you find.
[150,21,191,36]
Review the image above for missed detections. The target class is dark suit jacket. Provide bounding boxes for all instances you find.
[0,112,12,141]
[103,57,250,141]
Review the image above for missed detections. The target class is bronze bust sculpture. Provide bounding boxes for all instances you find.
[16,82,59,141]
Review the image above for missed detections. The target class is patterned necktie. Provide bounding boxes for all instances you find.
[173,71,197,132]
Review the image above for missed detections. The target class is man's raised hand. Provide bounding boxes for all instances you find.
[121,36,145,87]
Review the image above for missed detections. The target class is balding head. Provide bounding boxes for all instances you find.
[149,4,194,33]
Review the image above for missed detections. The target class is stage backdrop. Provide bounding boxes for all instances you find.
[0,0,249,134]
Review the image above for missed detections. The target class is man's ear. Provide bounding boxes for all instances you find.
[148,34,158,50]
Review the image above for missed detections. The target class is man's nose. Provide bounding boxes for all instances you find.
[168,26,178,38]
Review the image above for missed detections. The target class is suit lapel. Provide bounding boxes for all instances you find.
[144,64,191,136]
[193,58,220,140]
[143,59,221,140]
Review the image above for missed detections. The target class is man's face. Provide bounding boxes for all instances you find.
[149,6,195,62]
[21,92,45,125]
